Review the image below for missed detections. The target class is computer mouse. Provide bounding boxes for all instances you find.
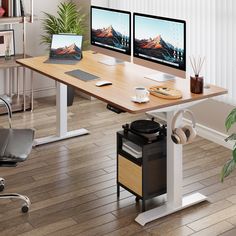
[95,80,112,87]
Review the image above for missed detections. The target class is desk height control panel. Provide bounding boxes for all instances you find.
[116,123,167,212]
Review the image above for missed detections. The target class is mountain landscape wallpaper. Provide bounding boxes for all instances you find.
[91,8,130,54]
[92,25,130,52]
[134,15,185,69]
[50,35,82,60]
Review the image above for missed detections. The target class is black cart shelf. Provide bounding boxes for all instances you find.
[117,130,167,212]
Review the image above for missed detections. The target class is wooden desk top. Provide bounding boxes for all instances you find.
[17,51,227,114]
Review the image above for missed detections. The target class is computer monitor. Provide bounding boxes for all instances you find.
[91,6,131,65]
[133,13,186,81]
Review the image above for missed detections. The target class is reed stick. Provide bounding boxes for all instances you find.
[190,56,205,76]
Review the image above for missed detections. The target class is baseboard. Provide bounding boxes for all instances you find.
[76,90,96,101]
[146,112,233,150]
[20,86,96,100]
[33,87,56,98]
[183,118,233,150]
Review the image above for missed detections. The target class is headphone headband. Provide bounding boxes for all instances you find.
[171,109,196,131]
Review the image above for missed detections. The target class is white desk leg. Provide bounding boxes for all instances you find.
[56,82,67,137]
[34,82,89,146]
[135,111,207,226]
[167,111,183,207]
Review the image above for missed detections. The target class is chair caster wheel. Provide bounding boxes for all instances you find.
[135,196,140,202]
[21,204,29,213]
[0,184,4,192]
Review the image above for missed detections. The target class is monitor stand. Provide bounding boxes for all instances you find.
[145,73,175,82]
[99,58,124,66]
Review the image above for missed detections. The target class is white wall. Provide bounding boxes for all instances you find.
[108,0,236,105]
[109,0,236,134]
[91,0,108,6]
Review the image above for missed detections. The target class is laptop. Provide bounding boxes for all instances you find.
[45,34,83,65]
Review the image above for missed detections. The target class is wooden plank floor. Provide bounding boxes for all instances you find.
[0,95,236,236]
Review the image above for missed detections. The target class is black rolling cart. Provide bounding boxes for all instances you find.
[116,120,167,212]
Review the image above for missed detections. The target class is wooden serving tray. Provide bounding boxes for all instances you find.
[149,86,182,100]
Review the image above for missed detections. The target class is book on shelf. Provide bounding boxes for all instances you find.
[13,0,16,16]
[1,0,25,17]
[122,141,142,159]
[122,146,142,159]
[19,0,25,17]
[1,0,9,17]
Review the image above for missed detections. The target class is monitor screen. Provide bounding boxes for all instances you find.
[50,34,83,60]
[91,6,131,56]
[134,13,186,71]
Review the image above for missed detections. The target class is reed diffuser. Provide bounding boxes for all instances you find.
[189,56,205,94]
[5,34,11,60]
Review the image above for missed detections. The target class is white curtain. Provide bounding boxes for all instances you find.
[109,0,236,105]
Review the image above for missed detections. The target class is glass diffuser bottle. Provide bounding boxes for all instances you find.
[190,56,205,94]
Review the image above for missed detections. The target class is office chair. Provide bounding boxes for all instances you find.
[0,96,34,213]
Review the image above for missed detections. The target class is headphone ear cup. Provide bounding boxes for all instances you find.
[182,125,197,143]
[171,132,180,144]
[173,128,187,144]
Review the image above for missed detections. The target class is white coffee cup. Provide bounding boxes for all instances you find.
[135,87,150,102]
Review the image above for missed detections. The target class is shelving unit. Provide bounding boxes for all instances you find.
[0,0,35,114]
[117,130,167,212]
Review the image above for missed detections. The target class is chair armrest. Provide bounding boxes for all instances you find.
[0,97,12,128]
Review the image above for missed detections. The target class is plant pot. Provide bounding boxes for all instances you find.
[190,76,204,94]
[67,86,75,106]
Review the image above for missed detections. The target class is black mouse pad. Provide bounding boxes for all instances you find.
[65,69,100,82]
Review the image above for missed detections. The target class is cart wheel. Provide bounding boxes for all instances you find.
[0,184,4,192]
[21,204,29,213]
[135,196,140,202]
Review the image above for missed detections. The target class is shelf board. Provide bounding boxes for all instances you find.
[0,94,33,115]
[0,54,31,69]
[0,15,37,24]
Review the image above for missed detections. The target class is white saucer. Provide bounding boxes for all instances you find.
[131,96,150,103]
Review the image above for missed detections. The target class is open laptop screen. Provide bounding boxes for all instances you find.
[49,34,83,60]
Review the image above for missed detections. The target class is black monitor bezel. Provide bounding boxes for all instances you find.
[90,6,132,56]
[133,12,186,71]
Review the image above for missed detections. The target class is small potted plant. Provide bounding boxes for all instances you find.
[221,108,236,182]
[41,1,87,106]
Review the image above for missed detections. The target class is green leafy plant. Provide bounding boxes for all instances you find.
[221,108,236,182]
[41,1,87,49]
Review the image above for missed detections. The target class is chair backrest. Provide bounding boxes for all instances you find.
[0,97,35,166]
[0,128,35,163]
[0,97,12,129]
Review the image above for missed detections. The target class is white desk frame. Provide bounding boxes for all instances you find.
[135,101,208,226]
[34,82,89,146]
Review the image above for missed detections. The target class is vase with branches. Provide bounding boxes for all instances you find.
[5,34,11,60]
[221,108,236,182]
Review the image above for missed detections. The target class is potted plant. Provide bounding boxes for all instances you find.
[41,1,87,106]
[221,108,236,182]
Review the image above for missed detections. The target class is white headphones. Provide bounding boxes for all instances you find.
[171,109,197,145]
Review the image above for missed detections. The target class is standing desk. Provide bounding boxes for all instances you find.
[17,51,227,226]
